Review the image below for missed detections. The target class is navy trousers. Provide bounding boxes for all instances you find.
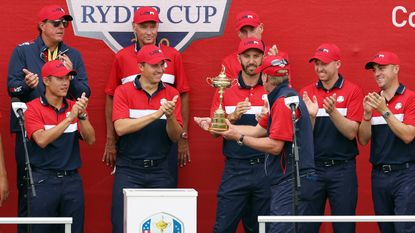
[28,169,84,233]
[167,143,178,187]
[213,157,271,233]
[111,158,175,233]
[310,159,358,233]
[269,172,320,233]
[372,164,415,233]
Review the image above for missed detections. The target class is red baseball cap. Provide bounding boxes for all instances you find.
[365,51,400,69]
[38,5,73,22]
[309,43,341,63]
[42,60,77,78]
[137,45,171,64]
[257,52,290,77]
[238,38,264,54]
[133,6,160,24]
[235,11,261,31]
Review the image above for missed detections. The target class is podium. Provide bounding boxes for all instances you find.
[123,189,198,233]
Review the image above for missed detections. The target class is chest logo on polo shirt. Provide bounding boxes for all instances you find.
[395,102,402,110]
[336,95,344,103]
[160,98,167,106]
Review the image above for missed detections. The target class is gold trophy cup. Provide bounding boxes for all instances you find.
[206,66,235,131]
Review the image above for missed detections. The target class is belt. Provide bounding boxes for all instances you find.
[373,162,413,173]
[32,168,78,178]
[132,159,160,168]
[248,157,265,165]
[315,159,350,167]
[227,157,265,165]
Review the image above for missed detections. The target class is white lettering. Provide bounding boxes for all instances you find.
[392,5,415,28]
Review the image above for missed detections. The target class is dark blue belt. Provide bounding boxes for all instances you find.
[248,157,265,165]
[373,162,414,173]
[32,168,78,178]
[316,159,351,167]
[131,159,161,168]
[227,157,265,165]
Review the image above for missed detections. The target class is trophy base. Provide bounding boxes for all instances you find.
[209,124,228,132]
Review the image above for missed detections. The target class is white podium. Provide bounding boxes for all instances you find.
[123,189,198,233]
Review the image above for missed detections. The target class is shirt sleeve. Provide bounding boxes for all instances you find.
[68,49,91,98]
[346,86,364,122]
[403,94,415,126]
[7,46,33,99]
[112,86,130,122]
[268,98,294,142]
[171,90,183,127]
[258,113,269,129]
[105,55,121,96]
[25,103,46,140]
[171,51,190,93]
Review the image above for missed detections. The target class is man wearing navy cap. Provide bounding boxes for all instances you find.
[7,5,90,232]
[24,60,95,233]
[213,54,317,233]
[300,44,363,233]
[359,51,415,233]
[111,44,183,233]
[104,6,190,186]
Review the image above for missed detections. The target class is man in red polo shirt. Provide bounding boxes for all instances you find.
[104,7,190,186]
[359,51,415,233]
[111,44,183,233]
[300,43,363,233]
[25,60,95,233]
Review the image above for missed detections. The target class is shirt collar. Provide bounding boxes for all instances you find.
[133,74,165,93]
[39,94,69,113]
[134,39,160,53]
[237,71,263,89]
[316,74,344,91]
[38,36,66,62]
[396,83,406,95]
[267,80,290,100]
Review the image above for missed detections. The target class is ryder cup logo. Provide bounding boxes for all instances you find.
[141,212,184,233]
[66,0,231,52]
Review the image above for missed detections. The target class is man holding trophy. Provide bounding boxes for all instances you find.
[196,37,270,233]
[209,54,319,233]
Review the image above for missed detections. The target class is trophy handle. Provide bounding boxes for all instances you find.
[206,77,214,86]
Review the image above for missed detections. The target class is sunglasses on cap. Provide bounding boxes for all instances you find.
[47,19,69,28]
[271,58,288,67]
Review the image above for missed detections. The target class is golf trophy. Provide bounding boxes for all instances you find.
[206,65,235,131]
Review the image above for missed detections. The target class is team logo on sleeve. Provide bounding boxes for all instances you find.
[66,1,231,52]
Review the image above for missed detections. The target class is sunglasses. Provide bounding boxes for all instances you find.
[47,19,69,28]
[271,58,288,67]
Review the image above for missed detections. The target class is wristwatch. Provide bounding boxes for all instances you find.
[382,111,391,119]
[180,131,188,140]
[78,113,88,120]
[237,134,245,146]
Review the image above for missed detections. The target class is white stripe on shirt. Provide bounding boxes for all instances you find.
[129,109,166,120]
[316,108,347,117]
[44,123,78,133]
